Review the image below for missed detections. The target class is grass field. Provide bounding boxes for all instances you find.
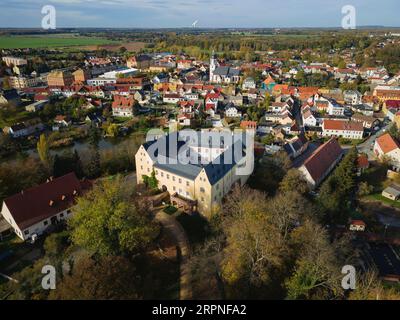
[0,35,117,49]
[365,194,400,209]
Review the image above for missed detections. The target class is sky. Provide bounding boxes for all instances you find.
[0,0,398,29]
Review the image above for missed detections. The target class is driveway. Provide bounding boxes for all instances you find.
[155,210,192,300]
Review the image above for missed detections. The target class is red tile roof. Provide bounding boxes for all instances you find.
[385,100,400,109]
[302,138,343,185]
[4,173,91,230]
[357,154,369,169]
[240,121,257,129]
[323,120,364,132]
[112,95,135,110]
[376,133,400,154]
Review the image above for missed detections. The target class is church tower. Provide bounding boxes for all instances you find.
[209,50,218,82]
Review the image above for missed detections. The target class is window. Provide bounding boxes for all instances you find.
[173,186,176,191]
[186,181,190,187]
[167,174,170,179]
[173,176,176,181]
[60,213,64,218]
[24,230,29,235]
[161,172,164,177]
[200,187,205,193]
[44,221,48,226]
[201,197,205,202]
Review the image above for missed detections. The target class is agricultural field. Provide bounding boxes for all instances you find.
[0,35,118,49]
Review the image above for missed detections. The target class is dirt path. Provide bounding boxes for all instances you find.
[155,210,192,300]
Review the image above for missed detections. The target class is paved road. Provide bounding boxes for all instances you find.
[356,124,391,158]
[155,210,192,300]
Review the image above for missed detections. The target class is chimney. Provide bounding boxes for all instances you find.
[49,200,54,207]
[61,195,66,201]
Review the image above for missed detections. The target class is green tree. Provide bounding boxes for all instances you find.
[318,147,358,224]
[143,170,158,189]
[69,176,159,256]
[279,169,309,195]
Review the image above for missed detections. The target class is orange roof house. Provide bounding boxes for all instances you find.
[374,133,400,156]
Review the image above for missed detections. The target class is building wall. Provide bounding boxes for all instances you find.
[47,72,74,87]
[2,57,27,67]
[135,144,252,217]
[322,129,363,139]
[1,202,74,241]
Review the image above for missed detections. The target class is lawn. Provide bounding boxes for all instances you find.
[0,111,37,128]
[0,36,117,49]
[365,194,400,209]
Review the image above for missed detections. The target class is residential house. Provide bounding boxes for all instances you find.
[350,104,374,117]
[53,115,72,129]
[6,118,44,138]
[112,95,136,118]
[302,106,318,127]
[322,120,364,140]
[242,77,256,90]
[374,133,400,170]
[283,134,309,159]
[85,113,104,127]
[351,114,380,129]
[344,90,363,105]
[163,93,183,104]
[349,220,366,232]
[25,100,48,113]
[224,103,241,118]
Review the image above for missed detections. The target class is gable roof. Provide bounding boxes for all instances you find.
[302,138,343,185]
[3,173,91,230]
[112,95,135,109]
[323,120,364,132]
[376,133,400,154]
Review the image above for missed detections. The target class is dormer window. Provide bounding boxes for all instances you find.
[61,195,66,201]
[49,200,54,206]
